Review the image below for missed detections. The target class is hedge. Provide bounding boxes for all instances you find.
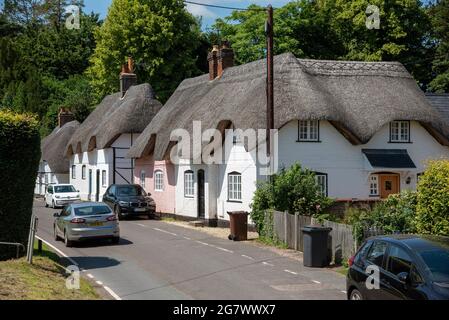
[416,160,449,236]
[0,110,41,260]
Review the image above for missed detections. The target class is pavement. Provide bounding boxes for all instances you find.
[33,199,347,300]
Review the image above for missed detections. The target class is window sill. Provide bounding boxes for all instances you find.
[155,190,164,192]
[388,141,412,144]
[296,140,321,143]
[184,196,194,199]
[227,200,243,203]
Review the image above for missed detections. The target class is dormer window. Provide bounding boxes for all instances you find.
[298,120,320,142]
[390,121,410,143]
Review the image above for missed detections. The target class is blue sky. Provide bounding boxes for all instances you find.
[83,0,292,29]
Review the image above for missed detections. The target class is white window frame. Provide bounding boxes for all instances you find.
[102,170,107,187]
[140,170,146,189]
[71,165,76,179]
[228,172,242,201]
[82,165,86,180]
[370,174,379,196]
[184,171,194,198]
[298,120,319,142]
[390,121,410,143]
[315,173,328,197]
[154,170,164,192]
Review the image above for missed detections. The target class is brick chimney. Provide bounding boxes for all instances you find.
[120,56,137,98]
[58,107,75,128]
[217,41,234,77]
[207,45,219,80]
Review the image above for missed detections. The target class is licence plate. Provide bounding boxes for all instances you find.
[134,208,146,212]
[89,221,104,227]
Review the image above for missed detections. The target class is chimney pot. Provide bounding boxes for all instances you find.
[58,108,75,128]
[120,56,137,97]
[207,46,219,80]
[217,41,234,77]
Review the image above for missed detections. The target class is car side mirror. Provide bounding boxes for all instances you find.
[398,272,410,284]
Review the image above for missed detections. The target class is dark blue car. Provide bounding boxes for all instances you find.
[347,234,449,300]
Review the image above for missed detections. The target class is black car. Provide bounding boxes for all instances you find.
[347,234,449,300]
[103,184,156,220]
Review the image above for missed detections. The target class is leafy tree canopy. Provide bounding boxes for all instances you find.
[87,0,202,103]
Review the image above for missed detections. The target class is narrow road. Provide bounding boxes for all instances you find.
[34,199,346,300]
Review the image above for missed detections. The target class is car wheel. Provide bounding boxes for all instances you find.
[349,289,363,301]
[64,231,73,248]
[45,201,48,208]
[111,237,120,244]
[115,206,123,220]
[54,225,60,241]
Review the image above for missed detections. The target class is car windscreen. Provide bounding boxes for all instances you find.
[117,186,145,197]
[419,249,449,283]
[74,205,112,216]
[54,185,76,193]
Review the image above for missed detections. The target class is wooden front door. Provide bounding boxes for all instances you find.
[380,174,400,199]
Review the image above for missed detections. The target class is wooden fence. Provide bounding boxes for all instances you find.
[268,211,357,265]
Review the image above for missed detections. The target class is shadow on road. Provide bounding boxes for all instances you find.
[63,256,122,270]
[69,237,134,248]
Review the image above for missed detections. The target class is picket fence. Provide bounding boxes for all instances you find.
[268,210,359,265]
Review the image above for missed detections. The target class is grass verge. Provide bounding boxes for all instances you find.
[0,241,99,300]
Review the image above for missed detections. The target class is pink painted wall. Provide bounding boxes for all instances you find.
[134,156,176,214]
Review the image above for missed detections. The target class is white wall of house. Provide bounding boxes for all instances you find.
[277,120,449,199]
[69,133,139,201]
[35,161,69,195]
[173,130,258,222]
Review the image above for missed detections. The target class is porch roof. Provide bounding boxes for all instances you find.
[362,149,416,169]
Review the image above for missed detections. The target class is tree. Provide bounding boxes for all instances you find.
[87,0,202,103]
[213,0,434,88]
[429,0,449,92]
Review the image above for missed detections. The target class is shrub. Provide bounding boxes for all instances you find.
[345,190,418,242]
[250,163,333,234]
[0,110,40,260]
[416,160,449,236]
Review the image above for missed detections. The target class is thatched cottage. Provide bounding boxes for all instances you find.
[128,45,449,225]
[66,59,162,201]
[35,108,80,195]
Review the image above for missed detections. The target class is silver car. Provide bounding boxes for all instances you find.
[53,202,120,247]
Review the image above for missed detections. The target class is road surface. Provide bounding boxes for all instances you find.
[34,199,346,300]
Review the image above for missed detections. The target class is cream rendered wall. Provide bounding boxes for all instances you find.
[35,161,70,195]
[277,120,449,199]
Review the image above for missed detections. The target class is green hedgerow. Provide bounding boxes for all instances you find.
[416,160,449,236]
[0,110,41,260]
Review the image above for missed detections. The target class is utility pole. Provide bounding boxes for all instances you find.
[266,5,274,159]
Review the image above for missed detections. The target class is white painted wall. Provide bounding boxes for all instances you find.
[35,161,69,195]
[277,120,449,199]
[69,133,139,201]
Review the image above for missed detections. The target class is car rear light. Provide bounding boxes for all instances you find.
[107,216,117,221]
[70,218,86,224]
[348,255,355,267]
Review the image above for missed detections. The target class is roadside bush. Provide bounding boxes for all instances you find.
[416,160,449,236]
[250,163,333,235]
[344,190,418,242]
[0,110,40,260]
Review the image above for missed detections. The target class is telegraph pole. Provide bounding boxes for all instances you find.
[266,5,274,158]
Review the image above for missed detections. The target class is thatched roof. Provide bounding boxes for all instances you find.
[128,53,449,160]
[66,84,162,156]
[42,120,80,173]
[426,93,449,123]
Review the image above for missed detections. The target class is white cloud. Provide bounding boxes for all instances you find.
[186,3,218,18]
